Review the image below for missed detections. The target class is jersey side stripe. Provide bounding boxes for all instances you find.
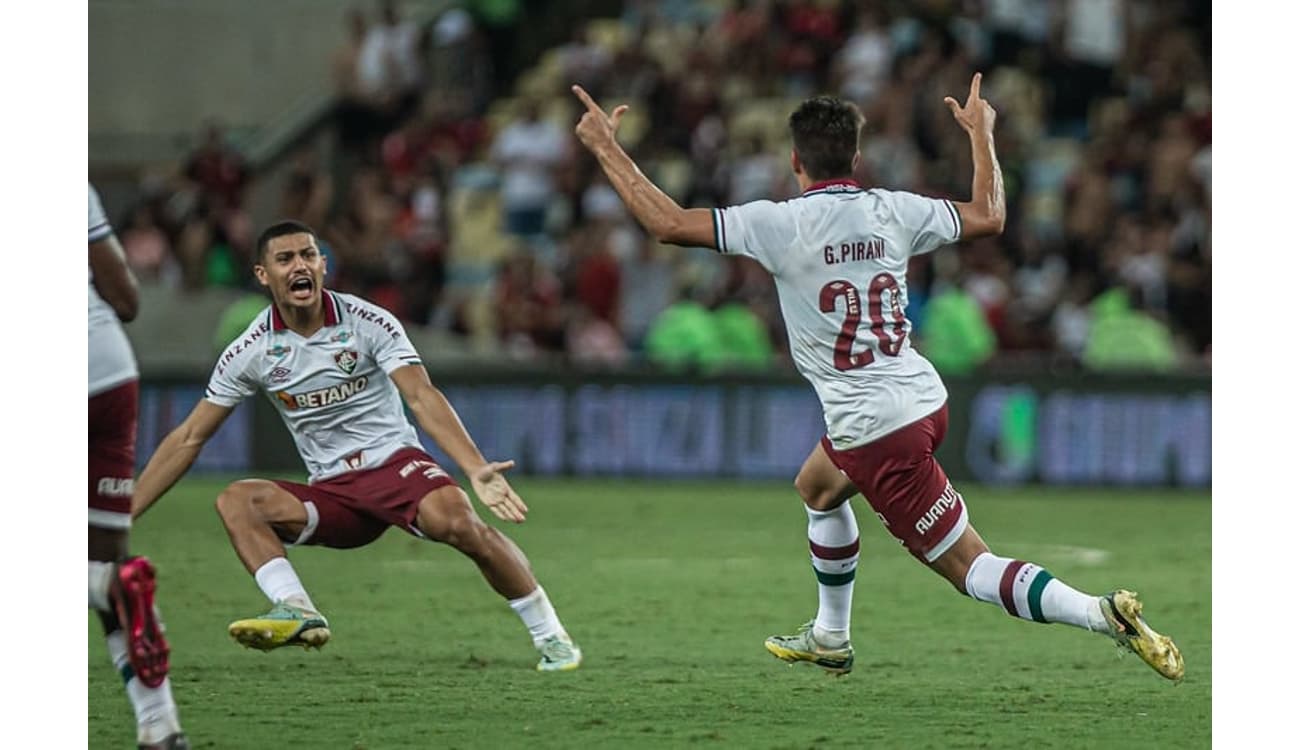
[943,199,961,238]
[711,208,723,252]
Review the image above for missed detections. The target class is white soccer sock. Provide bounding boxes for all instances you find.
[507,586,566,646]
[253,557,317,612]
[806,503,859,647]
[964,552,1108,632]
[106,630,182,744]
[89,560,113,612]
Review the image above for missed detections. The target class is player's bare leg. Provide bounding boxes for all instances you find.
[214,480,330,651]
[416,485,581,671]
[765,442,861,675]
[89,526,187,749]
[928,524,1184,682]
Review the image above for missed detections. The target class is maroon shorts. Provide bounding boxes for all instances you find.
[274,448,458,549]
[821,405,969,563]
[89,380,139,529]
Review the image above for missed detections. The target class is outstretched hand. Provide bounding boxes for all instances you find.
[572,84,629,152]
[469,460,529,524]
[944,72,997,137]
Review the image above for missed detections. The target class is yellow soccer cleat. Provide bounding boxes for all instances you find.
[764,621,854,675]
[228,601,330,651]
[1101,590,1184,682]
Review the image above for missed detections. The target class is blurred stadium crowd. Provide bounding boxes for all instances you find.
[112,0,1210,374]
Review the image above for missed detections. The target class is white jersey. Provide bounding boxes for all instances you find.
[712,180,961,449]
[88,183,139,397]
[204,291,426,481]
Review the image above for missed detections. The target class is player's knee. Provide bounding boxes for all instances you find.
[440,511,491,554]
[215,483,249,520]
[214,481,268,523]
[794,473,839,511]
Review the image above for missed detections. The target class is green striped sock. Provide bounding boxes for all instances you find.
[965,553,1106,632]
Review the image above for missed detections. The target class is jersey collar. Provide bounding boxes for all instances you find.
[269,290,341,332]
[802,178,863,195]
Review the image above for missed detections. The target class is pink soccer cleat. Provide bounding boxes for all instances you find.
[110,557,171,688]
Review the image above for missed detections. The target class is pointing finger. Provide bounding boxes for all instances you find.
[969,72,982,102]
[571,84,604,115]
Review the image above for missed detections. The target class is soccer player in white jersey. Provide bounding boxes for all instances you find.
[570,75,1182,682]
[130,220,582,672]
[87,183,190,749]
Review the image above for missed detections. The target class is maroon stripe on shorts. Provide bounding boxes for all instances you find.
[999,560,1027,616]
[810,538,860,560]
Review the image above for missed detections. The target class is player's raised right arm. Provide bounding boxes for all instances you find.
[570,84,716,248]
[944,73,1006,239]
[131,400,233,519]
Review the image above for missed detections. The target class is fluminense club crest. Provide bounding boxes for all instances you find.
[334,349,359,374]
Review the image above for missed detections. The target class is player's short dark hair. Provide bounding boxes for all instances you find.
[788,96,865,181]
[255,220,317,262]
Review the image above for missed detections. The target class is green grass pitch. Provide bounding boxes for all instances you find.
[90,479,1211,749]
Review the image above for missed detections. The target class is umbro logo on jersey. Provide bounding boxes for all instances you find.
[335,349,359,374]
[330,331,353,344]
[269,366,292,384]
[275,376,369,411]
[268,344,292,358]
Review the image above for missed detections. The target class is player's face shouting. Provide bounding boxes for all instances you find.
[256,233,327,309]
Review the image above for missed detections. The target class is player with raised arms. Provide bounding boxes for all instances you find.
[88,182,190,749]
[130,220,582,672]
[569,75,1182,681]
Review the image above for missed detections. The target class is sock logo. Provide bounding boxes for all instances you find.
[914,483,962,535]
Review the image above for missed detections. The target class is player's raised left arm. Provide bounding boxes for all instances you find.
[389,364,529,523]
[571,84,716,248]
[944,73,1006,239]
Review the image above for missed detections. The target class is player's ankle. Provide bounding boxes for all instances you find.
[137,711,182,745]
[813,625,849,648]
[283,594,319,613]
[1088,597,1110,634]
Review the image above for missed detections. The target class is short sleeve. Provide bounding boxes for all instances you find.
[358,307,424,374]
[204,349,258,407]
[887,191,961,256]
[712,200,797,274]
[88,183,113,243]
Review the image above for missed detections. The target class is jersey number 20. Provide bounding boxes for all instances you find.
[819,273,907,370]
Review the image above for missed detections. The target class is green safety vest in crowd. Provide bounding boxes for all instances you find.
[645,302,775,371]
[644,301,725,370]
[213,293,272,354]
[1083,290,1178,372]
[711,303,773,369]
[917,288,996,375]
